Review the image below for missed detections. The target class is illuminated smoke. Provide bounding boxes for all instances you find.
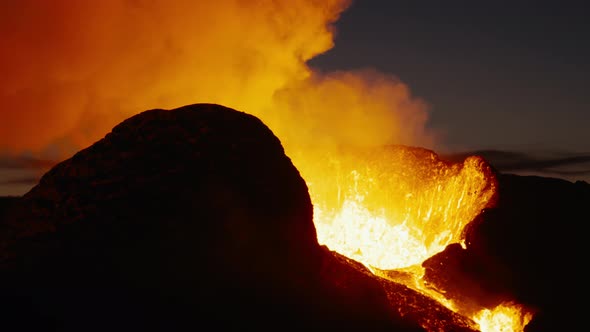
[0,0,434,158]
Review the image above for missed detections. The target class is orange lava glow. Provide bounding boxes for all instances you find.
[295,145,497,270]
[1,1,534,330]
[474,302,534,332]
[291,145,535,332]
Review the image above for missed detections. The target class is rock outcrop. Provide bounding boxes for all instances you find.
[1,103,443,331]
[422,173,590,331]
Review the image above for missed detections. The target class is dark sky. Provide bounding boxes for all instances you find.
[309,0,590,154]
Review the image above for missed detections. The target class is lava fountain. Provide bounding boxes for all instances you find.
[300,146,495,269]
[286,143,533,332]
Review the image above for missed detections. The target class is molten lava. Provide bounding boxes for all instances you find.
[474,302,534,332]
[287,144,533,332]
[297,145,496,269]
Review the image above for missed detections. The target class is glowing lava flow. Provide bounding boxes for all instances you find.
[294,145,496,269]
[475,303,534,332]
[289,144,532,332]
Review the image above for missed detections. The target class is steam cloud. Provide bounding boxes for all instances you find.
[0,0,434,159]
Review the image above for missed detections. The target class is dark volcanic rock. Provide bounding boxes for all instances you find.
[322,247,478,332]
[422,242,513,317]
[0,195,20,253]
[0,103,436,331]
[3,103,320,281]
[423,173,590,331]
[0,196,18,222]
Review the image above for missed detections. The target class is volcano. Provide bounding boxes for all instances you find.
[0,103,587,331]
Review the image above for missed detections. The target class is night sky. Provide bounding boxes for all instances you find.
[1,0,589,196]
[310,1,590,154]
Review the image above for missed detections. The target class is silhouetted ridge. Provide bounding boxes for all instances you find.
[423,173,590,332]
[1,103,444,331]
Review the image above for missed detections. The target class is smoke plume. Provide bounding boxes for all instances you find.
[0,0,434,159]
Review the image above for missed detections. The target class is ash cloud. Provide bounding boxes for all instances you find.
[0,0,435,161]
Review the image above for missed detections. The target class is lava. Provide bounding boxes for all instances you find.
[287,144,534,332]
